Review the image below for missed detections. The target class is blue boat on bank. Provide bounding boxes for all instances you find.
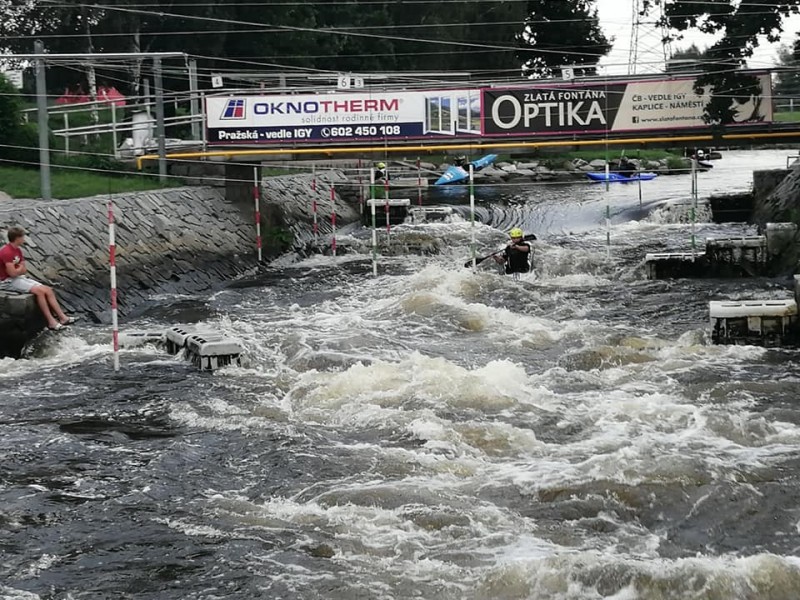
[586,171,658,183]
[434,154,498,185]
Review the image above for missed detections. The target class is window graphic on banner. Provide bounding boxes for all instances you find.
[482,73,772,136]
[206,89,481,144]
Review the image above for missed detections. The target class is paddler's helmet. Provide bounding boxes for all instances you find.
[509,227,524,239]
[377,162,386,169]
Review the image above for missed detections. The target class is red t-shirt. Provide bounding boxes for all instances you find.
[0,243,23,281]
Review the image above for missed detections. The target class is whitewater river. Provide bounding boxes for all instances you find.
[3,149,800,599]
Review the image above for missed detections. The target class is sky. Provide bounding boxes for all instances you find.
[595,0,800,75]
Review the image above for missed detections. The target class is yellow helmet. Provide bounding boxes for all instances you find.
[509,227,524,239]
[377,162,386,169]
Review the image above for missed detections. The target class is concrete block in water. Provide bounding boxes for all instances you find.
[362,198,411,226]
[406,206,455,224]
[705,236,767,276]
[795,275,800,306]
[710,299,798,346]
[184,333,243,370]
[118,331,166,348]
[644,252,706,279]
[164,325,203,355]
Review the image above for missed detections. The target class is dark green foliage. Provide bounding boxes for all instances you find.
[643,0,800,124]
[516,0,611,77]
[774,38,800,104]
[666,43,708,72]
[0,74,38,166]
[1,0,541,92]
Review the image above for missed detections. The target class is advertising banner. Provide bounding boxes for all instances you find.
[482,73,772,137]
[206,73,772,145]
[205,89,482,144]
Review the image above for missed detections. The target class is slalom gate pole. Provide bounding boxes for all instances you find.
[108,198,120,372]
[469,164,476,268]
[312,164,318,244]
[371,168,378,276]
[357,158,364,213]
[253,166,262,263]
[691,157,697,258]
[331,181,337,257]
[603,81,610,257]
[417,157,422,206]
[638,148,643,208]
[384,166,390,243]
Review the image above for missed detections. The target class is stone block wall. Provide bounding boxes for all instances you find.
[261,170,360,249]
[0,170,360,356]
[0,186,258,322]
[753,168,796,225]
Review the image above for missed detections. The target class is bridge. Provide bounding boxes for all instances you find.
[132,69,800,169]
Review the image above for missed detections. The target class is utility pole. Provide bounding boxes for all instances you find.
[153,57,167,182]
[34,40,51,201]
[188,59,200,140]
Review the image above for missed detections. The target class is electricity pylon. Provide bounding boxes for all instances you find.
[628,0,672,74]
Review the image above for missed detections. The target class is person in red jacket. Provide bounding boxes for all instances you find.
[0,226,72,330]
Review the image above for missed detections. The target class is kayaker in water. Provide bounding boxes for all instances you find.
[454,155,472,171]
[617,157,635,178]
[493,228,531,275]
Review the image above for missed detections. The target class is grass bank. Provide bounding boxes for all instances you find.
[0,165,182,200]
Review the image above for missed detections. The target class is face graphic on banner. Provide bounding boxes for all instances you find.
[730,92,764,123]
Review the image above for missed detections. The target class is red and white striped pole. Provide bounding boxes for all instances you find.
[312,164,318,244]
[417,157,422,206]
[253,166,262,263]
[108,198,119,372]
[330,182,337,257]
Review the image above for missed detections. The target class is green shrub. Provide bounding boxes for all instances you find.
[666,156,689,171]
[0,75,28,164]
[55,152,126,173]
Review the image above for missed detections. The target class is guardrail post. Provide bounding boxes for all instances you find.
[64,113,70,156]
[153,57,167,182]
[189,59,200,141]
[111,102,118,158]
[34,40,51,201]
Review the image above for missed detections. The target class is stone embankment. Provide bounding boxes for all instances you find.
[0,170,358,357]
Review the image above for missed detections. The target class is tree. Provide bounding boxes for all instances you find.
[642,0,800,124]
[1,0,529,93]
[0,73,38,166]
[665,43,708,72]
[516,0,612,78]
[773,37,800,109]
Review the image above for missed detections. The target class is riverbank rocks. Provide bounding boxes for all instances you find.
[428,156,707,184]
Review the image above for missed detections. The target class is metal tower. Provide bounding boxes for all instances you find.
[627,0,672,74]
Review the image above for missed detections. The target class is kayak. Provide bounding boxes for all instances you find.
[435,154,498,185]
[586,171,658,183]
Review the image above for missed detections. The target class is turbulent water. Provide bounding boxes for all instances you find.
[3,149,800,600]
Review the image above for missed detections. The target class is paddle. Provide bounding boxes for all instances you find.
[464,234,537,268]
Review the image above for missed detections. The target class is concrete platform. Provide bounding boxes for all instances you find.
[705,236,767,276]
[644,252,706,279]
[710,299,798,346]
[406,206,456,224]
[0,291,46,358]
[125,324,244,370]
[362,198,412,226]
